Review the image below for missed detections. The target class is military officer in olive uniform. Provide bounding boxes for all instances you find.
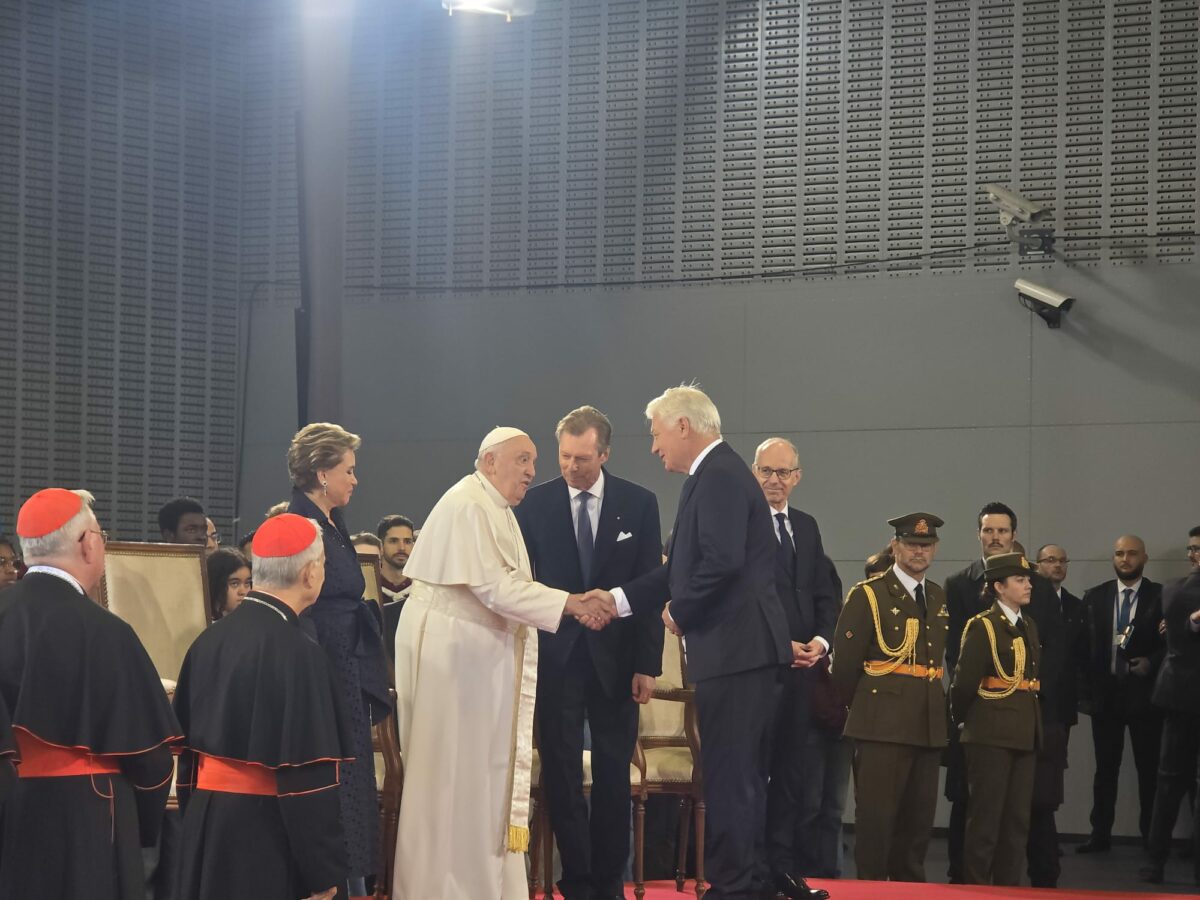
[832,513,948,882]
[950,552,1043,887]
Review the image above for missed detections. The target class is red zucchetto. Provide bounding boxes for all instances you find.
[16,488,84,538]
[251,513,319,558]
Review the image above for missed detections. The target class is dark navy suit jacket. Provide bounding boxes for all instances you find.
[515,469,665,696]
[622,442,792,683]
[774,506,838,646]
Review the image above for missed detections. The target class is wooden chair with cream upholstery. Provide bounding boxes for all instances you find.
[99,541,210,685]
[631,634,705,899]
[99,540,210,812]
[362,551,403,899]
[359,552,382,606]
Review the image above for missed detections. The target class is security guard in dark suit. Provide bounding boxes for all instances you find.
[951,552,1043,887]
[832,513,948,882]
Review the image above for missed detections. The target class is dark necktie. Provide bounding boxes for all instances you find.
[576,491,594,585]
[914,581,927,618]
[775,512,795,576]
[1117,587,1134,634]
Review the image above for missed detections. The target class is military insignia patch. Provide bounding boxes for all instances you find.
[890,607,900,617]
[937,605,949,617]
[845,630,854,639]
[915,518,929,535]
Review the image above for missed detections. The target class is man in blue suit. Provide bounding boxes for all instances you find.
[515,406,664,900]
[753,437,837,900]
[598,386,793,900]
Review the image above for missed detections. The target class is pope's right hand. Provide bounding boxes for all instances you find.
[565,592,616,630]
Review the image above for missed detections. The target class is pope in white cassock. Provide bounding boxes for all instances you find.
[393,427,613,900]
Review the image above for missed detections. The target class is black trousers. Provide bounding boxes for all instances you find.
[1026,723,1069,888]
[1088,708,1162,841]
[694,666,782,900]
[537,639,639,899]
[765,666,813,877]
[1146,710,1200,877]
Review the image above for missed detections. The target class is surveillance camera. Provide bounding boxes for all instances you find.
[983,184,1053,229]
[1014,278,1076,328]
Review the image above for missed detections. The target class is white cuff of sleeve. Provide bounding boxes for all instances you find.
[813,635,830,655]
[611,587,633,618]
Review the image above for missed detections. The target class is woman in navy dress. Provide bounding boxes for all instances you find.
[287,423,391,895]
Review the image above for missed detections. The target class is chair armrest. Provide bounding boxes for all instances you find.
[651,687,695,703]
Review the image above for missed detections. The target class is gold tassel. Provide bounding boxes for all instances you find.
[507,824,530,853]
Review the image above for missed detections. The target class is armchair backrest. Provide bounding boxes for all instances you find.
[99,541,209,682]
[638,634,687,740]
[359,552,382,609]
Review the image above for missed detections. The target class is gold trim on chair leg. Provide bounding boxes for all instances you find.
[693,798,706,899]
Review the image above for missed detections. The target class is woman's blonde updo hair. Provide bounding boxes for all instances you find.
[287,422,362,491]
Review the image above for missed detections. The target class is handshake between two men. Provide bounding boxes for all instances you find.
[563,589,619,631]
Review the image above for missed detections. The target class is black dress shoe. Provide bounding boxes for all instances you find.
[772,872,830,900]
[1075,838,1111,854]
[1138,863,1164,884]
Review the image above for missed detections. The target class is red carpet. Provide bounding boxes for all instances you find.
[627,880,1187,899]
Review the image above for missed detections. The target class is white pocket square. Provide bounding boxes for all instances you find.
[617,531,634,542]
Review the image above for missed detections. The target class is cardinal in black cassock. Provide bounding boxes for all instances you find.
[173,513,353,900]
[0,488,181,900]
[0,692,15,805]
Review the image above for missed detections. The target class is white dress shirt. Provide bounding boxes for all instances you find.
[891,562,926,603]
[1111,578,1142,673]
[568,469,604,540]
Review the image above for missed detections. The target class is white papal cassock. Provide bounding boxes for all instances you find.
[393,470,567,900]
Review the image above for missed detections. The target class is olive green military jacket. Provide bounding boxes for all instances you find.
[832,568,949,748]
[950,602,1043,753]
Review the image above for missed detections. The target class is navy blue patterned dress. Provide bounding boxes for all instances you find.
[289,490,392,879]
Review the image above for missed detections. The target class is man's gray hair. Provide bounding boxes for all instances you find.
[252,518,324,588]
[645,384,722,436]
[555,405,613,454]
[20,490,96,561]
[754,437,799,466]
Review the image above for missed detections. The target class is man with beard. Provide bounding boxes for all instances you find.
[833,513,947,883]
[1078,535,1165,852]
[944,503,1070,886]
[377,514,417,654]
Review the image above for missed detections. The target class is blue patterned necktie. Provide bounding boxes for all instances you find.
[576,491,594,585]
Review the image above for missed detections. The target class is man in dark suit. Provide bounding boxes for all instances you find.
[514,406,664,900]
[943,502,1017,882]
[1030,542,1086,884]
[1140,526,1200,885]
[1078,534,1165,852]
[750,437,837,900]
[598,386,792,900]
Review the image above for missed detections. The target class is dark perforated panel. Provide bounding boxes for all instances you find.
[0,0,241,539]
[335,0,1196,293]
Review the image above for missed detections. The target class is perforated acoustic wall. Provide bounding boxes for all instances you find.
[0,0,242,539]
[336,0,1196,294]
